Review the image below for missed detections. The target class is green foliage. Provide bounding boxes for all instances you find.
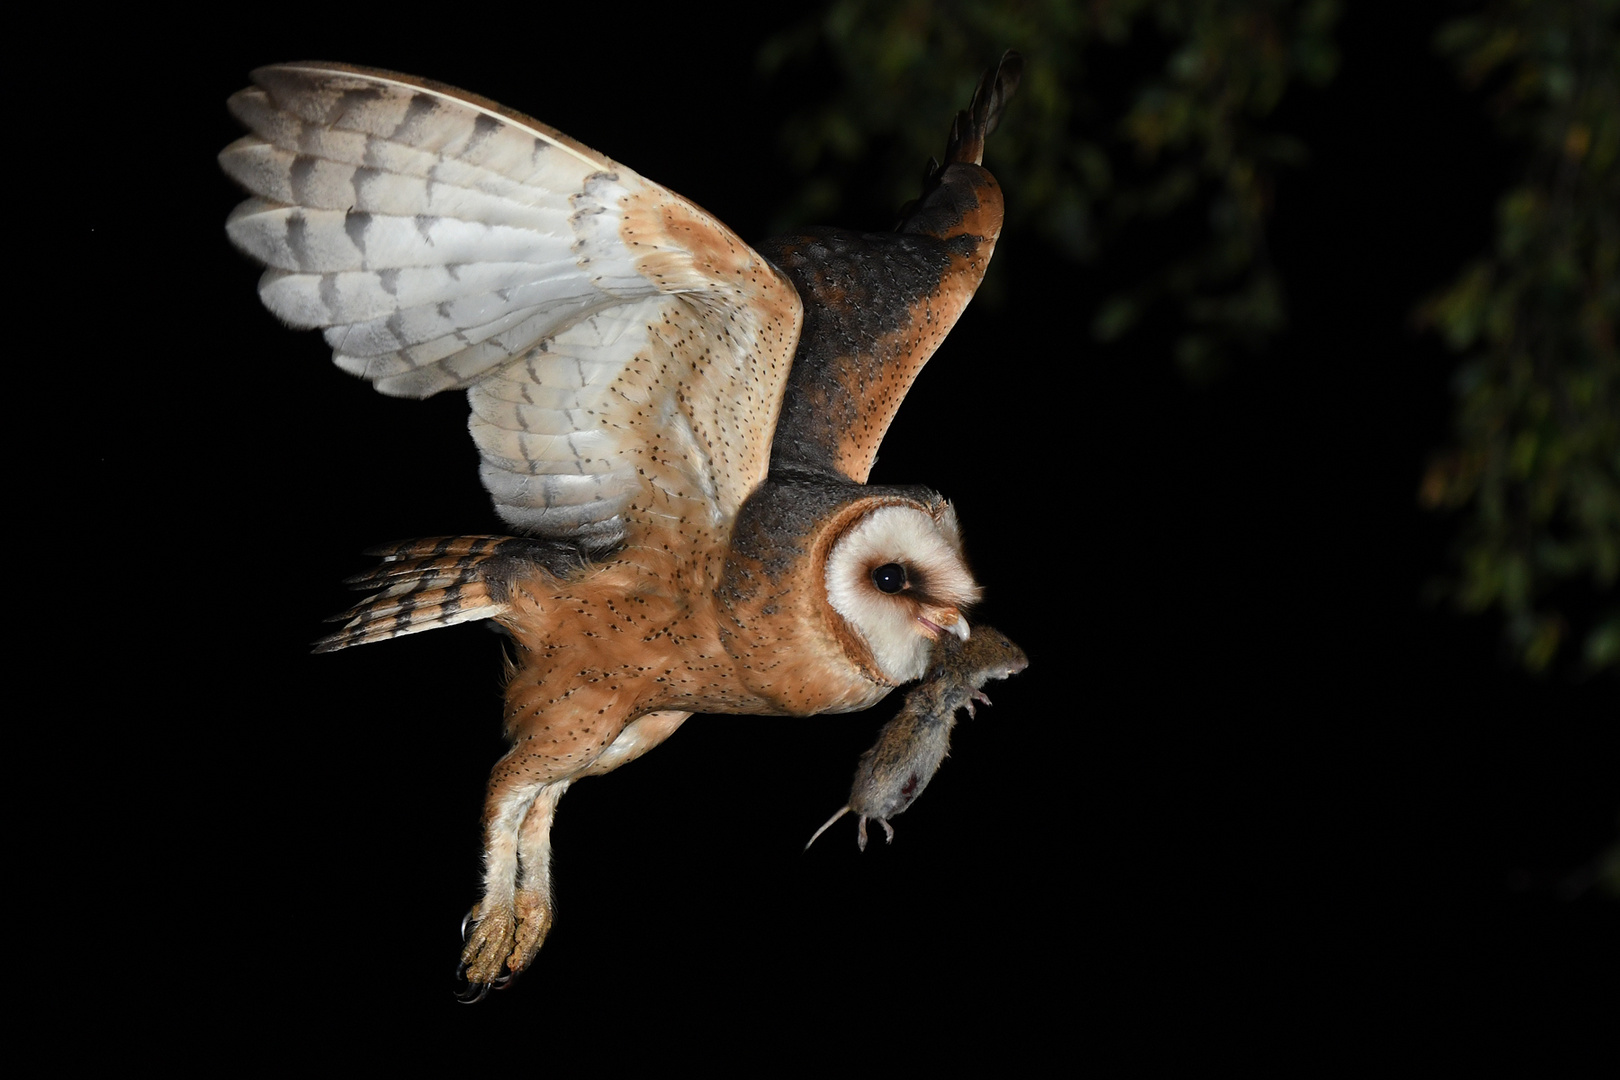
[1418,0,1620,673]
[759,0,1339,378]
[763,0,1618,674]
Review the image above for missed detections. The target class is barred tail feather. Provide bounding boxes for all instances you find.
[313,535,590,653]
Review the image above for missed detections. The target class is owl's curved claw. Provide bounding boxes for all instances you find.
[455,943,514,1002]
[460,905,479,942]
[455,951,518,1001]
[453,969,514,1003]
[456,979,492,1005]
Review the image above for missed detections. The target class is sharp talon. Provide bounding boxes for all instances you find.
[455,980,492,1004]
[461,906,478,941]
[456,960,467,982]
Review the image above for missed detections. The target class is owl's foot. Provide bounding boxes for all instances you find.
[458,900,517,992]
[509,888,554,972]
[455,888,553,998]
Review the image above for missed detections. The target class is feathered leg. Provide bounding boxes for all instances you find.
[507,780,567,977]
[459,769,567,988]
[461,719,611,987]
[573,710,691,779]
[458,708,692,986]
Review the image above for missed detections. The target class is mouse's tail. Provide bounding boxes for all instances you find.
[804,806,852,851]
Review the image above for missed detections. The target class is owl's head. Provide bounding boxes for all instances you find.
[822,500,981,684]
[719,482,983,710]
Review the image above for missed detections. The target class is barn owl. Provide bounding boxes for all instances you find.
[221,52,1020,996]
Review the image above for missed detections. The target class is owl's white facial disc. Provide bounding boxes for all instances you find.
[824,504,982,683]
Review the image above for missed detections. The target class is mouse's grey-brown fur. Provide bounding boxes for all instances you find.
[806,625,1028,850]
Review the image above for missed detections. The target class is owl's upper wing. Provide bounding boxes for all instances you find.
[761,52,1021,483]
[222,63,802,547]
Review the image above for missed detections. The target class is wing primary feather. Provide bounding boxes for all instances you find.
[942,50,1023,168]
[223,63,803,545]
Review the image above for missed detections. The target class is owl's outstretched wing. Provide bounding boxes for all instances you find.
[762,51,1021,483]
[222,63,802,548]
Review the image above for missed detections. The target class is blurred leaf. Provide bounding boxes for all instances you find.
[1093,295,1143,342]
[761,0,1340,365]
[1587,612,1620,668]
[1421,0,1620,673]
[1420,263,1494,351]
[1175,332,1221,380]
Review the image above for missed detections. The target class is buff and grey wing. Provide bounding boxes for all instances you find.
[222,63,802,548]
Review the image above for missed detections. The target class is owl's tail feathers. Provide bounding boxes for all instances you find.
[943,50,1023,168]
[313,535,586,653]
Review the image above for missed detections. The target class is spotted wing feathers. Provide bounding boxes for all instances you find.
[223,63,802,545]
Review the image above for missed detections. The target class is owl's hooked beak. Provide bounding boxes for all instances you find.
[916,608,970,642]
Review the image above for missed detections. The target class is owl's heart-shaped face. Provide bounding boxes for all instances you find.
[823,502,981,685]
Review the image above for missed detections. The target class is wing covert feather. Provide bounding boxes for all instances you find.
[762,52,1019,483]
[221,62,801,546]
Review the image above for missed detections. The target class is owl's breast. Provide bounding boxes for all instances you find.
[493,538,877,728]
[714,578,898,716]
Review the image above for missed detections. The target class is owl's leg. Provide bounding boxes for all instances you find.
[572,709,691,778]
[459,705,682,987]
[505,779,566,977]
[459,768,568,988]
[492,711,692,975]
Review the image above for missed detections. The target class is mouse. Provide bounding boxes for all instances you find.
[805,624,1029,850]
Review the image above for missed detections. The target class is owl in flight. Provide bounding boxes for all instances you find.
[221,52,1021,995]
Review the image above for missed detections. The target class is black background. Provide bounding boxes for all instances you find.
[77,2,1613,1065]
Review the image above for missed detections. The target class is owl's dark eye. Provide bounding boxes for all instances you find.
[871,563,908,594]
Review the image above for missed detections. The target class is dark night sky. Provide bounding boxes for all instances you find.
[81,2,1612,1064]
